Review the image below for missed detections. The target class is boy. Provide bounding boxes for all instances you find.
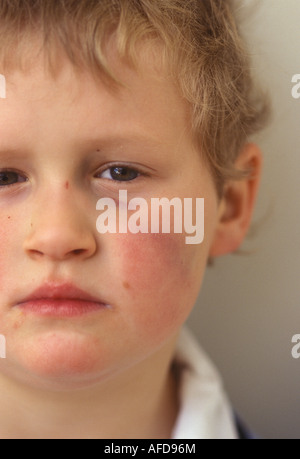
[0,0,269,439]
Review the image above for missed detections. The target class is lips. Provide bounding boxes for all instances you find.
[15,282,109,317]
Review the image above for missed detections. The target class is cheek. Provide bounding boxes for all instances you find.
[119,232,189,287]
[111,232,205,337]
[0,215,28,332]
[0,216,14,269]
[0,215,22,298]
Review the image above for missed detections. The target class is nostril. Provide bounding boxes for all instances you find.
[73,249,86,255]
[29,249,43,256]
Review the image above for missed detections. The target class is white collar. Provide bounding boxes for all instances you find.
[171,327,238,439]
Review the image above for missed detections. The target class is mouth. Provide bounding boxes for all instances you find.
[15,282,110,318]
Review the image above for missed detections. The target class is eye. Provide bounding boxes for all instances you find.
[98,166,141,182]
[0,170,27,187]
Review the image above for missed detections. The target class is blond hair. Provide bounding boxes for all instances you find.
[0,0,270,195]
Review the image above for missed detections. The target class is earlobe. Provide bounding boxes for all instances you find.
[209,143,263,257]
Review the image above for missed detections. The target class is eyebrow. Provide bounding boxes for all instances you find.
[0,133,166,166]
[0,148,29,159]
[0,128,164,147]
[74,132,165,152]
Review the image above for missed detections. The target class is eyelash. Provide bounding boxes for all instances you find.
[95,164,144,183]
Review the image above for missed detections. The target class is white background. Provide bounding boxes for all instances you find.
[187,0,300,439]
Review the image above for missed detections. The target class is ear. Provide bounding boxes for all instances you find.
[209,143,263,257]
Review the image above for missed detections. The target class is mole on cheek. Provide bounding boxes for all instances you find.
[123,281,131,290]
[65,181,69,190]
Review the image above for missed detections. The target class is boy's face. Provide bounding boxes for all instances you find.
[0,44,220,388]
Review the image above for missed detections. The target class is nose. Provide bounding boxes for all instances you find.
[23,187,97,262]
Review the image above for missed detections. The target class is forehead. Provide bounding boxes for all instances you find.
[0,39,192,153]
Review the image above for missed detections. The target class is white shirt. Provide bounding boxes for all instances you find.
[171,328,238,439]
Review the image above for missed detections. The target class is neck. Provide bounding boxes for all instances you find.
[0,337,179,439]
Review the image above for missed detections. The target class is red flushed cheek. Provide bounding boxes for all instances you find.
[111,232,202,337]
[0,217,19,290]
[117,232,189,288]
[0,219,11,260]
[0,216,28,331]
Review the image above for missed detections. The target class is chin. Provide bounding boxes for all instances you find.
[9,331,110,390]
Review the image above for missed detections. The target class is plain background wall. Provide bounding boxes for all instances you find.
[187,0,300,439]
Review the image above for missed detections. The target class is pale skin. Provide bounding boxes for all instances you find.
[0,40,262,439]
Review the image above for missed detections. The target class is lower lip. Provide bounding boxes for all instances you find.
[18,299,107,317]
